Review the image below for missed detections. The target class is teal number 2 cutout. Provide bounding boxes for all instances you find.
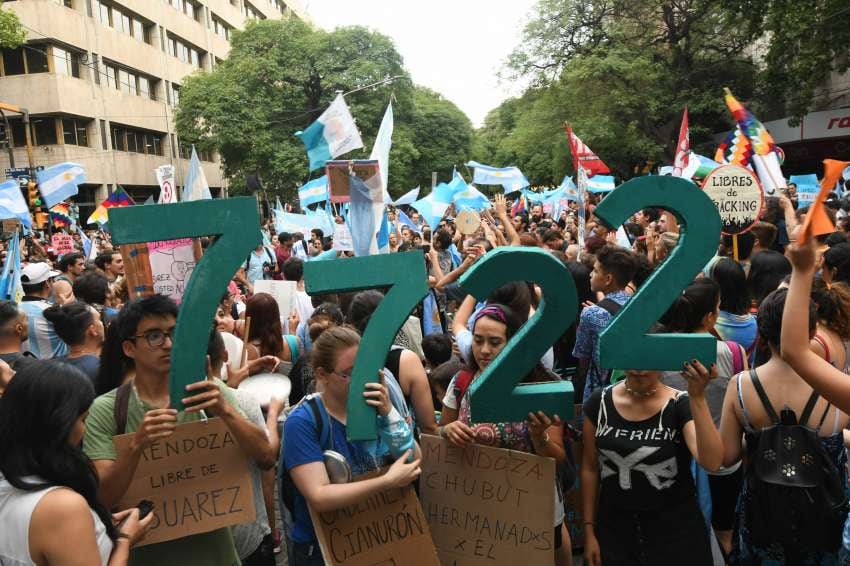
[110,198,261,409]
[593,176,722,370]
[304,252,428,441]
[458,247,576,423]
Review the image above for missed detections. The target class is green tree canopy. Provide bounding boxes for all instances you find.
[175,19,471,200]
[474,0,759,183]
[0,7,25,50]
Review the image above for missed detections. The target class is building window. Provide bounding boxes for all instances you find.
[2,48,25,75]
[103,61,158,100]
[171,84,180,106]
[24,47,49,74]
[31,117,58,146]
[99,119,108,149]
[51,47,81,78]
[212,16,231,40]
[110,124,164,156]
[92,1,152,44]
[62,119,89,147]
[167,34,204,69]
[243,1,264,19]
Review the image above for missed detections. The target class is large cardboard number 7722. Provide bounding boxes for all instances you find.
[110,198,261,409]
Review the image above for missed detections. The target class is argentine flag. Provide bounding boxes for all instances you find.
[299,175,329,208]
[296,94,364,171]
[394,187,419,206]
[396,208,421,234]
[586,175,616,193]
[466,160,530,193]
[0,179,32,230]
[453,185,491,211]
[182,146,212,201]
[35,162,85,209]
[411,193,450,230]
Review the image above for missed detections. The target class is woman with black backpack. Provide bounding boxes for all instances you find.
[720,285,850,564]
[783,238,850,564]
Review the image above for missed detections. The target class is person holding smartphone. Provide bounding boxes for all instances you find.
[0,360,153,565]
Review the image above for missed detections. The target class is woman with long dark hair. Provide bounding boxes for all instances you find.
[710,258,758,363]
[0,360,151,564]
[245,292,301,375]
[440,304,570,564]
[44,301,104,383]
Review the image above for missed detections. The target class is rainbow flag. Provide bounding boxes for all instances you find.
[511,191,528,216]
[86,187,134,226]
[50,202,73,228]
[715,127,753,167]
[723,88,776,156]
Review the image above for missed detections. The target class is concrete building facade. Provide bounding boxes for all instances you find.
[0,0,309,218]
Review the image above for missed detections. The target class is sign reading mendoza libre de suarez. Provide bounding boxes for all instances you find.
[112,418,255,546]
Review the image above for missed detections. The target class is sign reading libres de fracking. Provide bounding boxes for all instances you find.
[701,164,763,235]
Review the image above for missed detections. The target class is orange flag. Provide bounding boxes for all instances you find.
[799,159,850,244]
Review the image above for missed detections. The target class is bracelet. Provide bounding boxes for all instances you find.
[117,533,131,540]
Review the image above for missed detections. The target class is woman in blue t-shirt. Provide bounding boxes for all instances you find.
[283,326,421,566]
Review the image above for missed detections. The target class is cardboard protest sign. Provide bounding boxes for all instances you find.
[420,435,556,565]
[148,238,196,304]
[252,279,297,318]
[112,418,255,546]
[51,233,75,255]
[326,160,380,203]
[701,164,763,235]
[309,469,439,566]
[1,218,19,233]
[333,221,353,251]
[119,243,155,299]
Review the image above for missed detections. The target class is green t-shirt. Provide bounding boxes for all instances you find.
[83,379,242,566]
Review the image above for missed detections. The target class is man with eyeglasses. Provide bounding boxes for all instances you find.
[82,295,273,565]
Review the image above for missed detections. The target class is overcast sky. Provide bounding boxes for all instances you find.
[304,0,537,127]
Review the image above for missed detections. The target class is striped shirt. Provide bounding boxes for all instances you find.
[19,297,68,359]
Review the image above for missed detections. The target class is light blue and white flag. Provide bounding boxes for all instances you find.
[396,208,421,234]
[586,174,616,193]
[466,160,530,193]
[348,169,385,256]
[181,146,212,201]
[295,93,364,171]
[35,162,84,209]
[0,232,23,303]
[275,196,284,212]
[394,186,419,206]
[275,210,332,235]
[304,205,335,235]
[76,224,96,261]
[298,175,329,208]
[557,175,578,198]
[369,102,393,204]
[453,184,491,211]
[377,208,390,254]
[0,179,32,230]
[524,189,546,205]
[411,194,450,231]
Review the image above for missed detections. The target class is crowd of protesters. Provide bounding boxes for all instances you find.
[3,181,850,566]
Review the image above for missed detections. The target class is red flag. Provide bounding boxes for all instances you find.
[672,108,690,176]
[565,122,610,177]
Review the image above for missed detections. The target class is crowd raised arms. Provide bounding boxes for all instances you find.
[4,160,850,566]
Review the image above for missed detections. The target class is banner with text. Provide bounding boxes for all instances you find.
[112,418,255,546]
[310,469,439,565]
[420,435,555,565]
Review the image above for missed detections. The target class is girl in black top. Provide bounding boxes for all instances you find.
[581,359,723,565]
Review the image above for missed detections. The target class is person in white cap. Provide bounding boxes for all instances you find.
[19,263,67,359]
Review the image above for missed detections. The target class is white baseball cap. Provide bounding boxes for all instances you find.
[21,262,60,285]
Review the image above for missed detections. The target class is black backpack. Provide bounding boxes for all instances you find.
[743,369,848,552]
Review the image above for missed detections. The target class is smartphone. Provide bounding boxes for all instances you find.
[137,499,155,521]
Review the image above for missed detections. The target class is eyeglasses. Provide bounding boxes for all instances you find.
[131,329,174,348]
